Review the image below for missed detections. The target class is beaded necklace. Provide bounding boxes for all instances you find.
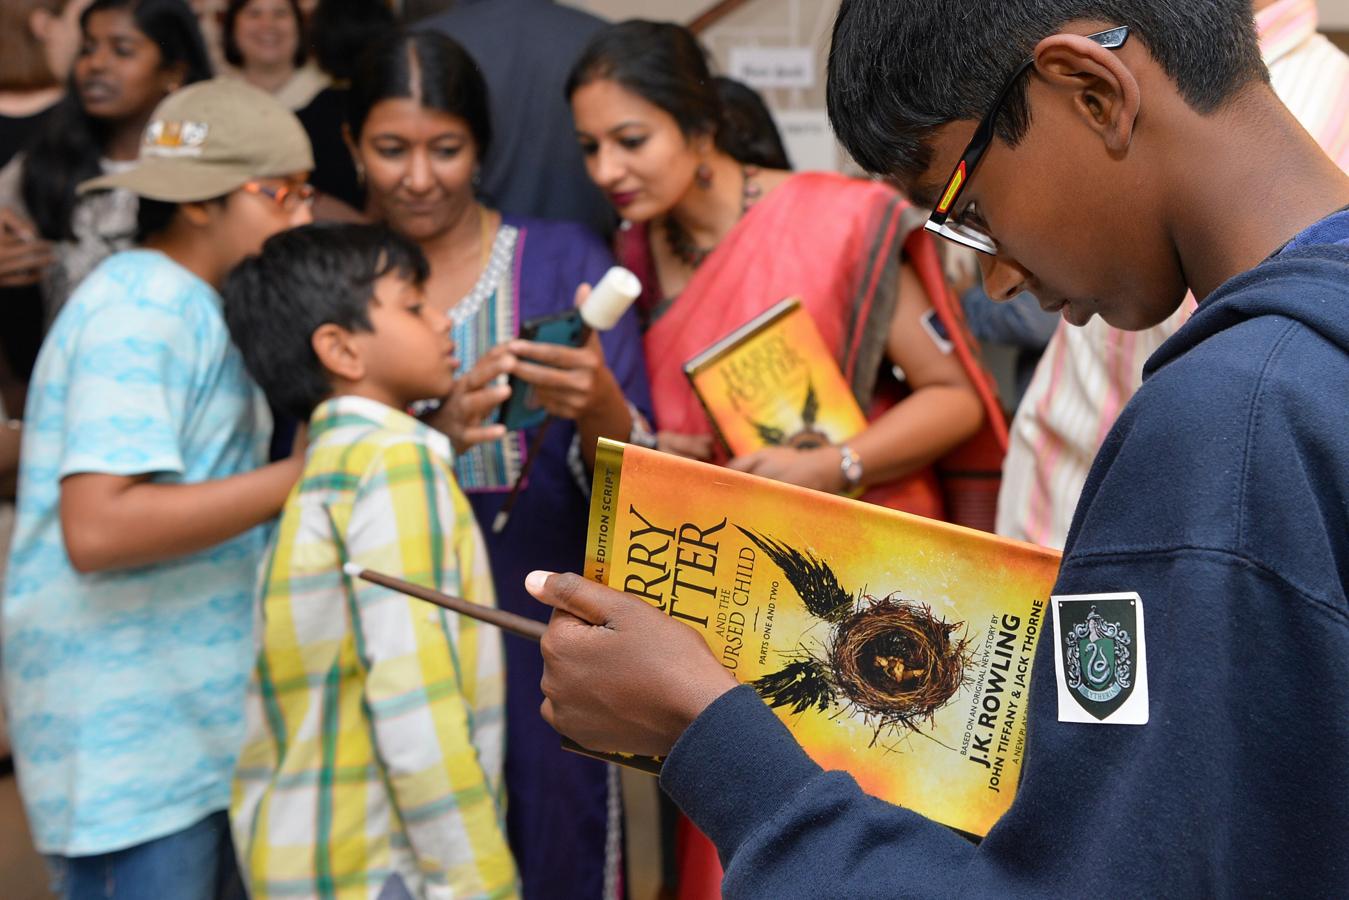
[663,164,761,269]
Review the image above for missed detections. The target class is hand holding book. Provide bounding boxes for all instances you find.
[527,570,740,757]
[360,438,1059,836]
[726,444,847,494]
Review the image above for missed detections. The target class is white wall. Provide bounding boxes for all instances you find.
[1322,0,1349,29]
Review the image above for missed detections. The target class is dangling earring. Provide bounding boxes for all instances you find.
[354,162,365,187]
[696,162,713,189]
[472,165,482,190]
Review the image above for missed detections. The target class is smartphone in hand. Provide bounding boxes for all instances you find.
[497,308,589,431]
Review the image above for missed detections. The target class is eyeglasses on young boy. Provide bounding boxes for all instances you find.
[924,26,1130,255]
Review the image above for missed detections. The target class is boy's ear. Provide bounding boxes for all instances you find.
[1033,32,1141,154]
[178,200,215,227]
[312,323,365,383]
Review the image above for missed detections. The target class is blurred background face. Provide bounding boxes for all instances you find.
[353,98,478,243]
[233,0,298,71]
[74,7,178,121]
[571,77,705,223]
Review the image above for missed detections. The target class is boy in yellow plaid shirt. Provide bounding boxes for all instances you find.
[223,224,518,900]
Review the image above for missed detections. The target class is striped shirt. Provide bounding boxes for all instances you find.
[996,0,1349,548]
[231,396,517,900]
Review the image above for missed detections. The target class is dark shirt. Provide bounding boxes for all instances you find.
[661,211,1349,896]
[296,86,362,210]
[0,106,56,170]
[0,107,57,390]
[420,0,616,238]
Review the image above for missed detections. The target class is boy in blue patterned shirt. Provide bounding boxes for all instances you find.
[2,79,313,899]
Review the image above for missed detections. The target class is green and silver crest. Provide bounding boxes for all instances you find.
[1059,600,1136,720]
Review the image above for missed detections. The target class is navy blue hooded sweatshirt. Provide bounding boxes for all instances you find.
[659,220,1349,897]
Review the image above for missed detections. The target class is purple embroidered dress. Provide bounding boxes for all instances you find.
[448,216,652,900]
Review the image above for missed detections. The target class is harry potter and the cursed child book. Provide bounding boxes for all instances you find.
[582,439,1062,837]
[683,297,867,456]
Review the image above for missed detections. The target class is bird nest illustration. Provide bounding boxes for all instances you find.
[737,525,973,745]
[828,597,972,734]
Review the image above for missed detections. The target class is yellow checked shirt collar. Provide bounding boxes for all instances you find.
[308,394,454,464]
[1257,0,1319,67]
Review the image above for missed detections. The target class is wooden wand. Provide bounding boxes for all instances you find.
[343,563,546,642]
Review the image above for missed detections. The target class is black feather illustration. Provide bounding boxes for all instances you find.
[752,421,787,445]
[752,658,834,714]
[737,525,853,622]
[800,380,819,428]
[735,525,971,745]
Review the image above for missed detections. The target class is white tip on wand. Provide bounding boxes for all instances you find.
[343,563,546,641]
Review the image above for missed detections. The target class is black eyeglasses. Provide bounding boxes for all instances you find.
[924,26,1130,255]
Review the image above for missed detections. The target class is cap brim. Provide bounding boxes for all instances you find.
[77,157,293,202]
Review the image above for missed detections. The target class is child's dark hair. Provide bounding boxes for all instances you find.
[826,0,1268,182]
[347,29,491,155]
[221,0,308,70]
[566,20,722,141]
[21,0,213,241]
[223,224,430,421]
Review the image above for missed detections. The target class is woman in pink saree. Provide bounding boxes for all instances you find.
[568,20,1008,900]
[569,21,1006,528]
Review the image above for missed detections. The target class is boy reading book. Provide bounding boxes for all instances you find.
[223,223,517,900]
[528,0,1349,895]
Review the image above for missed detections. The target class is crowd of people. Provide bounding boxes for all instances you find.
[0,0,1345,898]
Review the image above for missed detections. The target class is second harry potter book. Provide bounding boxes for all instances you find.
[683,297,866,455]
[582,439,1061,837]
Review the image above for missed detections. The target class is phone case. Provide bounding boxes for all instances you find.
[498,309,587,431]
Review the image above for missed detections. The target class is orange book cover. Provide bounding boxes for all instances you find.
[582,439,1062,837]
[684,297,867,455]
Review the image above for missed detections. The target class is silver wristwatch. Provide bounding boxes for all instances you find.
[838,443,863,491]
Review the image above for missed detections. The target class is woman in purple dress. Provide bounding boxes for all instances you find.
[348,30,651,900]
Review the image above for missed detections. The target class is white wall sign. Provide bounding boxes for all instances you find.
[773,109,837,172]
[728,46,815,89]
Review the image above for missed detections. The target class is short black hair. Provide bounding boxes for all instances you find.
[348,29,491,157]
[223,223,430,420]
[222,0,308,70]
[566,20,722,140]
[827,0,1268,186]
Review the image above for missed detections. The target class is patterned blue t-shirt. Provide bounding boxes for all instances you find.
[1,250,272,855]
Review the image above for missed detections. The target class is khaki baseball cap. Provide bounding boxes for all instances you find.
[79,78,314,201]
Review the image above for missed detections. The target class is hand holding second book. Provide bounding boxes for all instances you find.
[526,569,739,758]
[726,444,846,494]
